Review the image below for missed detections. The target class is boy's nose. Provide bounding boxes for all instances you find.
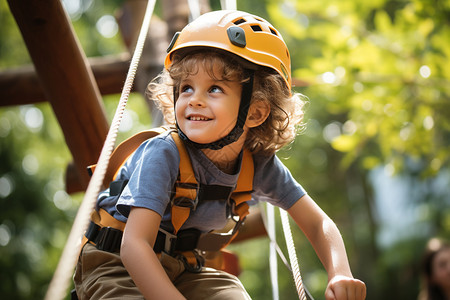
[188,93,206,107]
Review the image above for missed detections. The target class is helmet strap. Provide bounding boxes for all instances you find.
[175,70,254,150]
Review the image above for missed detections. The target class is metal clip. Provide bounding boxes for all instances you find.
[179,250,205,273]
[232,216,246,235]
[158,227,177,255]
[226,200,247,235]
[228,199,239,218]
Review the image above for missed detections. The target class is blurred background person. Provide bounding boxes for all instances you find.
[418,238,450,300]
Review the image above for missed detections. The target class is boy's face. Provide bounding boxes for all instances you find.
[175,64,242,145]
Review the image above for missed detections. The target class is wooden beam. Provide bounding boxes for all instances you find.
[0,54,307,108]
[0,64,43,106]
[0,54,133,107]
[7,0,109,189]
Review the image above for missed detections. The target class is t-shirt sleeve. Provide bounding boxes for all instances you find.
[116,136,180,218]
[252,154,306,210]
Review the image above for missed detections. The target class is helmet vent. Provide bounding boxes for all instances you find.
[251,25,262,32]
[233,18,246,25]
[269,28,278,36]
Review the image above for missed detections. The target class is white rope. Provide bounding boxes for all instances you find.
[280,208,306,300]
[259,202,291,270]
[220,0,237,10]
[187,0,201,21]
[267,203,279,300]
[44,1,157,299]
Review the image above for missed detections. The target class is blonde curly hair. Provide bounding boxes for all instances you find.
[147,50,306,155]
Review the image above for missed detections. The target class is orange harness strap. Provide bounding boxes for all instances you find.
[170,131,254,241]
[231,149,254,219]
[170,132,199,234]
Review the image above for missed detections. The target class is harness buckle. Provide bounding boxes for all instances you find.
[96,227,123,253]
[158,227,178,255]
[172,196,198,211]
[172,183,199,211]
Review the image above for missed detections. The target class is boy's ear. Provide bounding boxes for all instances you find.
[246,100,270,128]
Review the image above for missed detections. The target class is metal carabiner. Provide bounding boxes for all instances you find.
[178,250,205,273]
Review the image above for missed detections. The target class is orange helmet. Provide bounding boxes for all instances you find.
[165,10,291,90]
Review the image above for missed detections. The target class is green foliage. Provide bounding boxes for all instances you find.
[0,104,79,299]
[271,0,450,177]
[0,1,31,67]
[68,0,126,57]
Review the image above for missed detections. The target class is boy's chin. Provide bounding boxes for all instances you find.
[185,131,230,145]
[188,136,220,145]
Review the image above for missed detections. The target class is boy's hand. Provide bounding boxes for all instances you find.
[325,275,366,300]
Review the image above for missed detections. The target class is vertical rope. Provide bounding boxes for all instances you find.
[44,1,157,299]
[187,0,201,21]
[280,208,306,300]
[220,0,237,10]
[267,203,279,300]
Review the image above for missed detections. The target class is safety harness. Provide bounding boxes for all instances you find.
[82,127,254,271]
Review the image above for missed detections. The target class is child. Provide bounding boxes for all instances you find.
[418,238,450,300]
[74,10,366,300]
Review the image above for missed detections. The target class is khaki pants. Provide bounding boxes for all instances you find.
[74,243,251,300]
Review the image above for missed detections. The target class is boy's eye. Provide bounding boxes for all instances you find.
[209,86,223,93]
[180,85,193,93]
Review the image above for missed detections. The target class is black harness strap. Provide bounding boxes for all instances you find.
[198,184,233,201]
[85,221,201,254]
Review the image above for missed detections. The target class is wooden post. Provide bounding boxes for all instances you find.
[8,0,109,189]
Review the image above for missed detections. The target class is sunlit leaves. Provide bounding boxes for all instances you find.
[267,2,450,296]
[331,135,358,152]
[270,0,450,177]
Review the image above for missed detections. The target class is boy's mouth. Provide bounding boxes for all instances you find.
[188,115,211,121]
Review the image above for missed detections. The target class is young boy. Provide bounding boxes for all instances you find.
[74,10,366,300]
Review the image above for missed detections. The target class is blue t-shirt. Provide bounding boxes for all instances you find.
[97,132,306,233]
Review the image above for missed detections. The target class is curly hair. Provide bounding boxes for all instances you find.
[147,50,306,155]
